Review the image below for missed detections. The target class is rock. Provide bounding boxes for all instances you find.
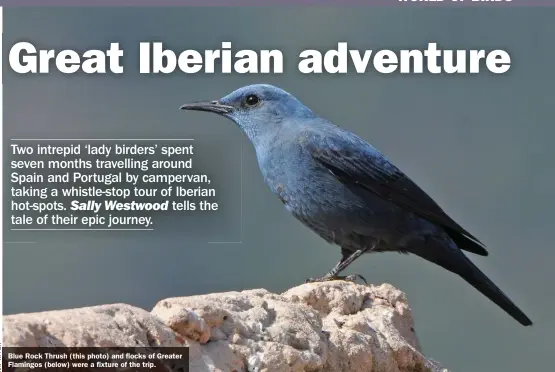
[2,303,181,348]
[3,282,449,372]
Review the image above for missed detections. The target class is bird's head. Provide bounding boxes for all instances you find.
[180,84,314,141]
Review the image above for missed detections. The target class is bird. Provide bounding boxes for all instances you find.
[180,83,532,326]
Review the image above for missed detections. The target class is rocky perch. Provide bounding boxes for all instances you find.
[3,281,448,372]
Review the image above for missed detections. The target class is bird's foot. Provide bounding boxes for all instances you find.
[305,273,367,285]
[343,274,368,284]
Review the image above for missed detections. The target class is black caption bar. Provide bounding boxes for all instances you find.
[1,347,189,371]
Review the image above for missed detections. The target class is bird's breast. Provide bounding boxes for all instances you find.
[262,153,353,214]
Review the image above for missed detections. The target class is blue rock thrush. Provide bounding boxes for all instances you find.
[181,84,532,326]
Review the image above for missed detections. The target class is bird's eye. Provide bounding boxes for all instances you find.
[245,94,260,107]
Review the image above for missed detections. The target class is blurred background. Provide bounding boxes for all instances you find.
[3,7,554,372]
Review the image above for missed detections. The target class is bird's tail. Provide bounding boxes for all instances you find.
[454,254,532,326]
[409,241,532,326]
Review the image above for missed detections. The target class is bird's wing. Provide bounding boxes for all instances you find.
[306,129,486,248]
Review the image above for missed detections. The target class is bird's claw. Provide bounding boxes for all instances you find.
[343,274,368,285]
[305,277,322,283]
[305,275,336,283]
[305,273,367,285]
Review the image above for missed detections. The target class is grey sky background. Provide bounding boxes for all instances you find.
[3,7,554,372]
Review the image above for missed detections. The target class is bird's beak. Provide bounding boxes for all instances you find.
[179,100,234,114]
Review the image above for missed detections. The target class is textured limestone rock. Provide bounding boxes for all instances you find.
[2,303,181,348]
[4,282,449,372]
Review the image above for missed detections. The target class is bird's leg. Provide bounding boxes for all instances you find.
[305,243,376,284]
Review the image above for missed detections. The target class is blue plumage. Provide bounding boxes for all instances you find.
[181,84,532,326]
